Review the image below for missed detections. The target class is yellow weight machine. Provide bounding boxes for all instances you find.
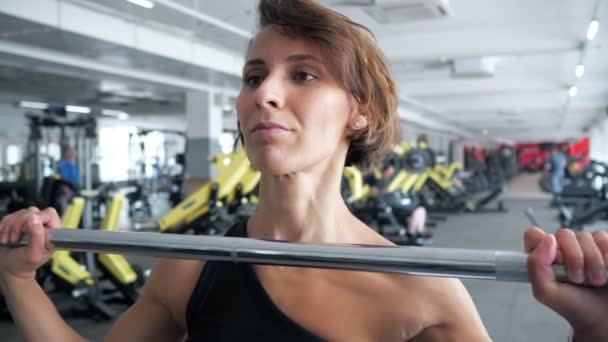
[40,197,115,319]
[342,166,368,204]
[43,194,143,319]
[342,142,431,205]
[48,197,93,290]
[434,162,462,181]
[392,142,430,194]
[158,149,260,234]
[411,162,506,214]
[96,194,142,304]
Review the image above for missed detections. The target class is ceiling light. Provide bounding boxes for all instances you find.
[568,86,578,97]
[126,0,154,9]
[587,20,599,41]
[101,109,129,120]
[18,100,48,110]
[65,105,91,114]
[101,109,123,116]
[575,64,585,78]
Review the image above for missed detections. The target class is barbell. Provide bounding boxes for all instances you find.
[3,228,603,286]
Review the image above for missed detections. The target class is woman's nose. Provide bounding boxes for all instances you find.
[254,75,285,110]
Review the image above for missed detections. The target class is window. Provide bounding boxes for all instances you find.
[6,145,21,165]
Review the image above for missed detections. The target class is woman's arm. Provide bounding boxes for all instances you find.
[105,288,184,342]
[0,208,88,341]
[105,258,203,342]
[2,260,191,342]
[0,208,197,342]
[1,275,87,341]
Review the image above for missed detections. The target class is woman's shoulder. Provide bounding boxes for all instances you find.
[383,265,488,338]
[348,219,396,246]
[147,258,205,296]
[347,223,483,332]
[142,219,248,318]
[148,258,205,282]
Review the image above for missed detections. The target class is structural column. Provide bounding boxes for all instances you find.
[589,118,608,163]
[184,90,222,194]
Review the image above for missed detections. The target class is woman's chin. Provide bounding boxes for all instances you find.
[248,151,295,175]
[251,160,295,175]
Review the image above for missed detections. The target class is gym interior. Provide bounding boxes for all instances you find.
[1,1,608,341]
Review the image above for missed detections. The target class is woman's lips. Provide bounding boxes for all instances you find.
[251,122,289,135]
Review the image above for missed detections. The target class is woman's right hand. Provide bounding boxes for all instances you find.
[0,207,62,282]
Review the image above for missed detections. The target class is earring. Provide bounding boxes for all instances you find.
[353,120,362,130]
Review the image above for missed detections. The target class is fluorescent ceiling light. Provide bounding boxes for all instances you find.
[101,109,123,115]
[101,109,130,120]
[575,64,585,78]
[19,100,48,110]
[587,20,599,41]
[66,105,91,114]
[126,0,154,9]
[568,86,578,97]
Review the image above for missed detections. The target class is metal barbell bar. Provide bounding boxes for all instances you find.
[3,228,601,286]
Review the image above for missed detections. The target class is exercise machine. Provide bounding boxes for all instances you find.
[157,149,260,235]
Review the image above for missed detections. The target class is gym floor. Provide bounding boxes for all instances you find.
[1,174,605,341]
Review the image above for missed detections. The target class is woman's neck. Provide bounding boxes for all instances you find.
[248,159,353,243]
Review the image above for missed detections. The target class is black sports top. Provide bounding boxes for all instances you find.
[185,220,325,341]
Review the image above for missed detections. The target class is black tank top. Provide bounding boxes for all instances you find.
[185,220,325,341]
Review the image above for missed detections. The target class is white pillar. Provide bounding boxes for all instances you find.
[184,90,222,188]
[589,118,608,163]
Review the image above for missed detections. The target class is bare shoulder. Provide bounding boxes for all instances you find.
[348,219,397,246]
[145,258,205,329]
[388,269,490,340]
[349,221,489,340]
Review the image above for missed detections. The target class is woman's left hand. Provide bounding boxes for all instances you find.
[525,227,608,342]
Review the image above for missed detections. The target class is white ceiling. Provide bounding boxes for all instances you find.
[318,0,608,141]
[0,0,606,142]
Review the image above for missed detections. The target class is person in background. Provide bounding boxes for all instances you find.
[365,161,432,243]
[547,145,567,206]
[56,145,80,187]
[55,145,80,213]
[364,161,396,198]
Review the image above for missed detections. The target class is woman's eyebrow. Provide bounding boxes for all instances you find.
[244,58,265,68]
[285,54,323,64]
[244,54,323,68]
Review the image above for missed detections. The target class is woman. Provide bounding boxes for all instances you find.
[0,1,606,341]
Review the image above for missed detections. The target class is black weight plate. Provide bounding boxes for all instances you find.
[403,149,431,174]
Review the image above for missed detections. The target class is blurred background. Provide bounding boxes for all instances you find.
[0,1,607,341]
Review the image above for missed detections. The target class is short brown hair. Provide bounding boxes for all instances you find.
[242,0,400,170]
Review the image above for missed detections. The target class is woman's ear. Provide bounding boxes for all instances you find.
[348,97,369,130]
[350,115,368,130]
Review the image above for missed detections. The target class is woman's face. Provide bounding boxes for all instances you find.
[236,25,356,175]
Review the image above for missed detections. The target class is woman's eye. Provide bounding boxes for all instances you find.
[294,72,315,82]
[244,75,263,87]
